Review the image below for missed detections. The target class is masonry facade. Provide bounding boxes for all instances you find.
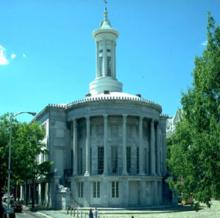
[20,8,170,208]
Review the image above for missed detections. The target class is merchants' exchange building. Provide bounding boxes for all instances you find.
[24,8,170,208]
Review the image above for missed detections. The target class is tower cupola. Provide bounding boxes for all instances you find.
[89,7,122,95]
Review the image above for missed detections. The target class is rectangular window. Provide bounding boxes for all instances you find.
[126,147,131,173]
[98,147,104,174]
[107,56,111,76]
[71,150,73,171]
[78,147,83,175]
[112,181,119,198]
[111,146,118,174]
[136,147,139,174]
[78,182,84,198]
[90,147,92,174]
[93,181,100,198]
[144,148,148,174]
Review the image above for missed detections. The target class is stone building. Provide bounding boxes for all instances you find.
[21,8,169,208]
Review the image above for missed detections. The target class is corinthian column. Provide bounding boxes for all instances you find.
[122,114,127,175]
[157,123,161,176]
[73,119,77,176]
[139,116,144,175]
[84,117,90,176]
[103,114,108,175]
[150,119,156,175]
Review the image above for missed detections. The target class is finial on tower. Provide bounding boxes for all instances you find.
[99,0,111,28]
[104,0,107,9]
[104,0,108,21]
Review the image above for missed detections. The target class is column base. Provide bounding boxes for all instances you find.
[122,171,128,176]
[139,172,145,176]
[84,171,90,176]
[151,172,156,176]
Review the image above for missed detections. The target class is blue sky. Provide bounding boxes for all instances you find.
[0,0,220,121]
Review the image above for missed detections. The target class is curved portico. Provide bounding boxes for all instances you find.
[66,94,167,207]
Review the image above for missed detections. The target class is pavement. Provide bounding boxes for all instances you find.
[24,201,220,218]
[33,206,189,218]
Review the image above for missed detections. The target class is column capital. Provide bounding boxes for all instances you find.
[85,116,90,121]
[73,119,77,126]
[139,116,144,122]
[123,114,128,122]
[103,114,108,119]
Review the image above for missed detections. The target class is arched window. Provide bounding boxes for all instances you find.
[106,49,111,76]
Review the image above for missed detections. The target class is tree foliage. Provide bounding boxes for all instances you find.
[0,113,51,216]
[167,14,220,208]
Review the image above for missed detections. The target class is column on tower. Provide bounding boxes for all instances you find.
[96,42,101,78]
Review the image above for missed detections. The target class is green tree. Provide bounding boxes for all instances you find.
[0,114,51,216]
[167,14,220,208]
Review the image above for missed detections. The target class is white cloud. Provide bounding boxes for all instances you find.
[201,40,208,47]
[0,45,9,65]
[10,53,16,60]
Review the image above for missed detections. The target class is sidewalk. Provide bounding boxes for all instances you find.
[34,201,220,218]
[36,210,71,218]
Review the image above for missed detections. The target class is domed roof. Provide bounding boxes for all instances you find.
[64,91,162,113]
[86,92,140,100]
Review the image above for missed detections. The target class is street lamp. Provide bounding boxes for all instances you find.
[6,112,36,217]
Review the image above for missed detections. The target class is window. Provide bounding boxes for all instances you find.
[90,148,92,174]
[78,182,84,198]
[93,181,100,198]
[71,150,73,171]
[111,146,118,174]
[98,147,104,174]
[126,147,131,173]
[107,56,111,76]
[112,181,119,198]
[78,147,83,175]
[144,148,148,174]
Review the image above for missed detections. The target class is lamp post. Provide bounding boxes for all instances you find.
[7,112,36,218]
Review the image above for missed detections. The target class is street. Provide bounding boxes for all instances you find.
[16,211,46,218]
